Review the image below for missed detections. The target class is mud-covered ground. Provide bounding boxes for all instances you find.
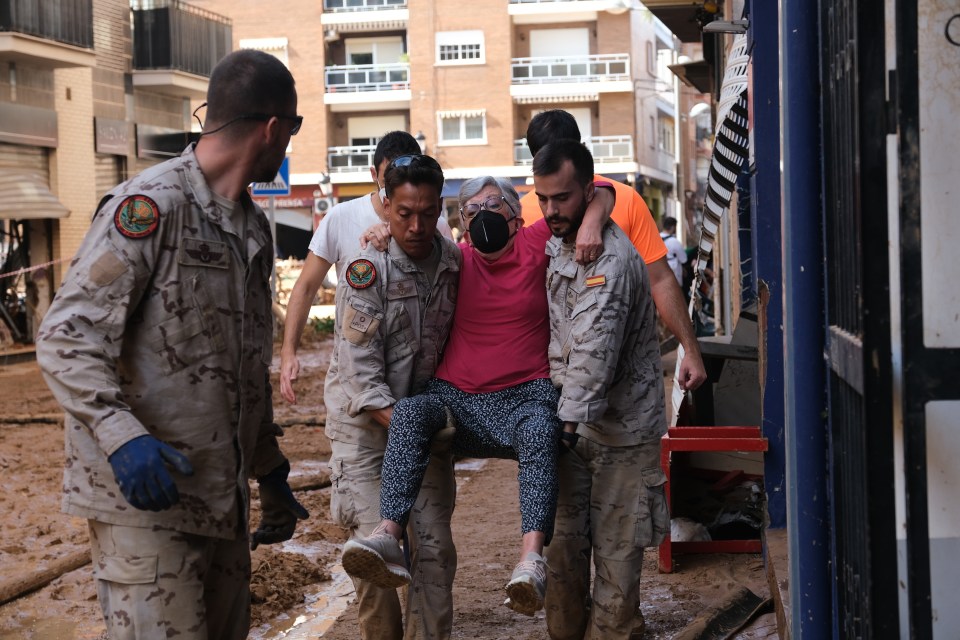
[0,334,778,639]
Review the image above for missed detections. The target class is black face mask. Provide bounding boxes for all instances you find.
[469,210,516,254]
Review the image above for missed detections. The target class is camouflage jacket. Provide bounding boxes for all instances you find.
[36,144,285,539]
[546,222,666,446]
[324,236,460,448]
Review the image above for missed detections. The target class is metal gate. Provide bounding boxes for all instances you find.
[892,1,960,637]
[820,1,899,637]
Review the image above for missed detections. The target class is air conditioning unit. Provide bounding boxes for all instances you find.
[313,197,335,215]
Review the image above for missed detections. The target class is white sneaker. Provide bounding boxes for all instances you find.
[504,552,547,616]
[342,529,410,589]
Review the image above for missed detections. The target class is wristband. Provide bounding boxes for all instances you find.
[559,430,580,449]
[592,179,614,190]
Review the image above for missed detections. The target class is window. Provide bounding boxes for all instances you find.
[345,37,405,65]
[435,31,485,65]
[438,110,486,145]
[656,47,674,82]
[658,117,675,155]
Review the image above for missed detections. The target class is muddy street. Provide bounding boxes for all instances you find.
[0,340,776,639]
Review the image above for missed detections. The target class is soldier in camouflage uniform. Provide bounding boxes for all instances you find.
[324,154,461,640]
[36,50,308,640]
[534,140,670,640]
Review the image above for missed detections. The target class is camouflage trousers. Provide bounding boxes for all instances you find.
[88,519,250,640]
[544,438,669,640]
[329,437,457,640]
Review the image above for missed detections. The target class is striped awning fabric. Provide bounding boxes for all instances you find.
[0,170,70,220]
[671,33,750,424]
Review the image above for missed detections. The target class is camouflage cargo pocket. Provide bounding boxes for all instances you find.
[328,457,356,529]
[148,274,225,373]
[93,554,158,585]
[636,465,670,548]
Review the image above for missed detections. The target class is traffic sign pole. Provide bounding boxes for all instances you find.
[269,195,277,301]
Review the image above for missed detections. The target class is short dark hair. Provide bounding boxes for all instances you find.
[205,50,296,137]
[373,131,423,170]
[383,155,445,199]
[532,139,594,188]
[526,110,581,157]
[662,216,678,231]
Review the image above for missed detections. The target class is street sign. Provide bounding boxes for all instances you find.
[251,157,291,196]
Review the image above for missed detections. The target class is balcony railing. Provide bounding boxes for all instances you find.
[325,63,409,93]
[324,0,406,11]
[132,0,231,78]
[511,54,629,84]
[0,0,92,48]
[515,135,634,164]
[328,145,376,173]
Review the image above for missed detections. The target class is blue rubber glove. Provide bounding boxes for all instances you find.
[108,434,194,511]
[251,460,309,550]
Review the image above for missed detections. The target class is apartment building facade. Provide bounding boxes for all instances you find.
[192,0,682,238]
[0,0,230,343]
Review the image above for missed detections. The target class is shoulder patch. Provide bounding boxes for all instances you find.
[585,274,606,288]
[114,195,160,239]
[346,259,377,289]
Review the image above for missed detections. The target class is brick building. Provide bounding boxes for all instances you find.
[1,0,690,344]
[191,0,683,237]
[0,0,230,343]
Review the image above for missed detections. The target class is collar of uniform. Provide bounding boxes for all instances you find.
[546,235,580,277]
[179,144,270,259]
[387,232,456,274]
[437,235,461,273]
[545,235,564,258]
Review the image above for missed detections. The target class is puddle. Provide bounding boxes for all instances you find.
[289,459,328,478]
[249,564,355,639]
[0,613,101,640]
[454,458,488,472]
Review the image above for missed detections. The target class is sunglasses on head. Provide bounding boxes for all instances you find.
[388,154,442,171]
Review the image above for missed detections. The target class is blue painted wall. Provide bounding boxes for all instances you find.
[746,0,786,530]
[779,2,831,638]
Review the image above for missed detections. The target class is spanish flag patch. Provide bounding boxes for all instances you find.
[585,274,606,288]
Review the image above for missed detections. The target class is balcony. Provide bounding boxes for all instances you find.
[0,0,95,68]
[321,0,408,34]
[131,0,232,99]
[324,63,410,112]
[515,135,634,166]
[642,0,702,43]
[328,144,376,175]
[508,0,635,25]
[324,0,406,11]
[510,54,631,103]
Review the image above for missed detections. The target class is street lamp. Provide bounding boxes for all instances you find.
[415,131,426,153]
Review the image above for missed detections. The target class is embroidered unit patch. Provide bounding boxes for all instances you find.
[346,259,377,289]
[114,195,160,239]
[585,274,606,288]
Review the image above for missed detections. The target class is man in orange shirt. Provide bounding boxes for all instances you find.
[520,110,706,394]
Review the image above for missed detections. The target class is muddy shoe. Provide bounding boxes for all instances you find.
[342,530,411,588]
[504,552,547,616]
